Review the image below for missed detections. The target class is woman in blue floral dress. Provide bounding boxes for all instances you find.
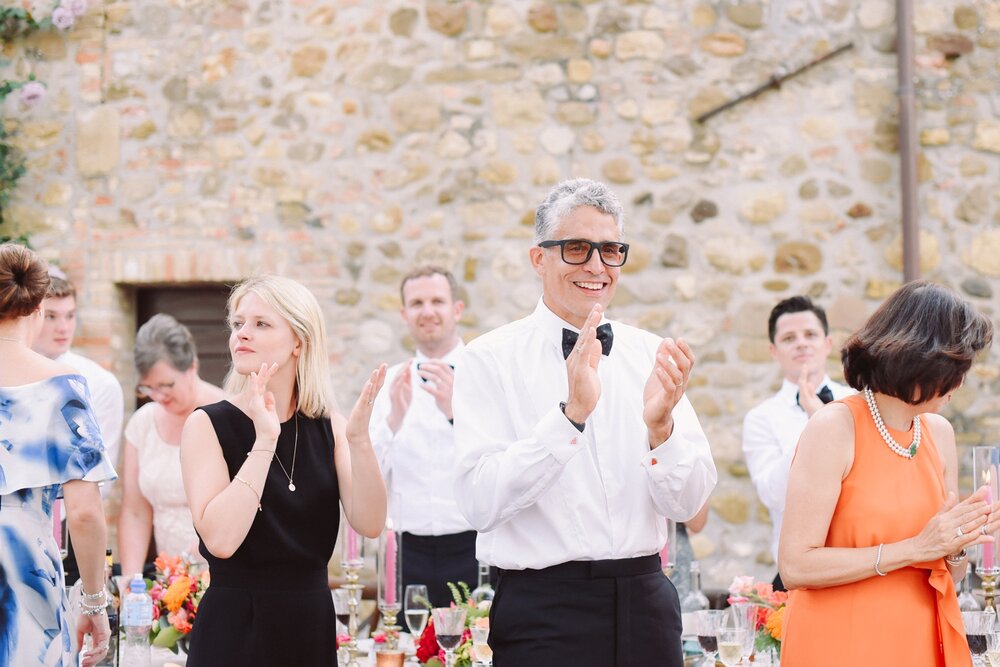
[0,243,117,667]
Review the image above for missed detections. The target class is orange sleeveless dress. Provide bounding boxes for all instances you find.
[780,395,970,667]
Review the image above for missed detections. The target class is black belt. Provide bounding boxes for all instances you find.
[401,531,476,548]
[500,554,661,580]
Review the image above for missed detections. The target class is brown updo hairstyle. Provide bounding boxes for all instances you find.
[842,280,993,405]
[0,243,51,321]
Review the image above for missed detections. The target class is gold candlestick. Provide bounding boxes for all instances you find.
[979,565,1000,612]
[380,604,402,651]
[343,564,364,667]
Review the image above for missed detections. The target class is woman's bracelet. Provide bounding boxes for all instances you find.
[874,543,888,576]
[945,548,968,566]
[82,587,107,602]
[80,605,108,616]
[234,475,262,512]
[246,449,275,457]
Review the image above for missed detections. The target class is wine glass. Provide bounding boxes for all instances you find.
[332,588,351,633]
[403,585,429,662]
[471,626,492,667]
[986,631,1000,667]
[431,607,467,667]
[695,609,726,666]
[963,610,997,667]
[717,627,747,667]
[726,602,757,663]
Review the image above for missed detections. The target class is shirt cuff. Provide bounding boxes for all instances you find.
[538,405,586,465]
[644,428,703,474]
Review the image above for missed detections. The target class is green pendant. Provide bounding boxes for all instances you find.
[908,443,917,458]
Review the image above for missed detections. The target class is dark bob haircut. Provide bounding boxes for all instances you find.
[842,281,993,405]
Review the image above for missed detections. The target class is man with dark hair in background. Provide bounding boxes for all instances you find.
[742,295,853,590]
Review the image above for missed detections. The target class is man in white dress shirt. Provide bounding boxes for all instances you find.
[742,295,852,590]
[370,266,479,607]
[33,272,124,584]
[33,273,124,483]
[453,179,717,666]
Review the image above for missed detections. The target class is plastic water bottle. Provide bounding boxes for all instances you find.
[120,574,152,667]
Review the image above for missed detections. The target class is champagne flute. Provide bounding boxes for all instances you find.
[403,584,429,663]
[432,607,467,667]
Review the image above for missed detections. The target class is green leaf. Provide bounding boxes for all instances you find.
[152,625,183,649]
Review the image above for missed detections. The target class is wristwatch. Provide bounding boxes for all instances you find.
[559,402,585,432]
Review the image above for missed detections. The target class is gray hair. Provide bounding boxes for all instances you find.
[534,178,624,244]
[134,313,197,376]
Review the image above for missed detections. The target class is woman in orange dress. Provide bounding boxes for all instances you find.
[779,281,996,666]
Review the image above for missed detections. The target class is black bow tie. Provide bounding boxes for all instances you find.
[797,385,834,406]
[562,324,614,360]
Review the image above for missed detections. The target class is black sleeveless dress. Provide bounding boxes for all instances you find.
[186,401,340,666]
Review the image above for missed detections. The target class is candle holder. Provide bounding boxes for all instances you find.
[377,520,403,651]
[973,446,1000,611]
[340,522,366,667]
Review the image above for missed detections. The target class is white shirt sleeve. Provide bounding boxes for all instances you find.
[742,406,792,515]
[643,395,718,522]
[453,344,585,533]
[90,373,125,471]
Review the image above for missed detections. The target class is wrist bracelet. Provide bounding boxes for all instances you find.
[234,475,262,512]
[80,605,107,616]
[945,548,968,565]
[874,543,888,576]
[82,588,107,601]
[246,449,276,457]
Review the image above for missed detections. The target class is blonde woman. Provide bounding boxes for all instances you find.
[181,275,387,665]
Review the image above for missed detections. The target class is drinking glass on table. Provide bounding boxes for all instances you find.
[431,607,467,667]
[986,631,1000,667]
[963,610,997,667]
[725,603,757,663]
[717,627,747,667]
[471,626,492,667]
[695,609,726,666]
[404,585,429,664]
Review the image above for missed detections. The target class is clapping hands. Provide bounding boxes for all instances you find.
[642,337,695,446]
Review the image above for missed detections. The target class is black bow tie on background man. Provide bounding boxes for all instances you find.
[797,385,834,406]
[562,324,614,359]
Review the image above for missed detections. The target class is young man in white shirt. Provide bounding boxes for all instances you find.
[33,273,124,484]
[33,272,125,585]
[742,295,853,590]
[370,266,479,607]
[453,179,717,666]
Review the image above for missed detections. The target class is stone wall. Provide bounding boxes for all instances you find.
[4,0,999,587]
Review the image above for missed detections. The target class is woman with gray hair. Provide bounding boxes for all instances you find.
[117,314,225,577]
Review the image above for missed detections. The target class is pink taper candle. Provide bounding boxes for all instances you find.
[385,530,397,606]
[985,486,995,570]
[347,526,359,562]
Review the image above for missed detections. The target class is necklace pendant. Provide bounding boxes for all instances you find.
[908,443,917,458]
[288,482,296,492]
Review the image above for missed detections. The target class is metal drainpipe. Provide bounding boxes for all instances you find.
[897,0,920,282]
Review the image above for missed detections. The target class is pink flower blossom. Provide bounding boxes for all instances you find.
[728,575,755,597]
[62,0,87,17]
[50,6,75,29]
[18,81,45,106]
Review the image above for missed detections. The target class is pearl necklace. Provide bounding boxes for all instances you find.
[863,387,920,459]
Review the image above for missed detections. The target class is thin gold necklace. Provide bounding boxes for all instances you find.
[273,413,299,491]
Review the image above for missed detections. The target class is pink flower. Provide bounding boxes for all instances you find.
[62,0,87,17]
[728,575,754,597]
[50,6,75,29]
[18,81,45,106]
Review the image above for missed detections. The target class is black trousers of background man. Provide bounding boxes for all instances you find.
[488,555,683,667]
[401,531,480,608]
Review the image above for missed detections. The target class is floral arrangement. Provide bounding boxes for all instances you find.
[727,575,788,658]
[415,582,490,667]
[147,553,210,653]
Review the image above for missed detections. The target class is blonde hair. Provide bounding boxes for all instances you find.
[224,275,334,419]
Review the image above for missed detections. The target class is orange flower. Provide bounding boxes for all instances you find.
[168,608,193,634]
[765,605,786,640]
[163,575,192,613]
[154,553,183,575]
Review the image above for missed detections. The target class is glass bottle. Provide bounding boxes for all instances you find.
[95,548,118,666]
[470,562,494,603]
[959,568,982,611]
[679,560,710,640]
